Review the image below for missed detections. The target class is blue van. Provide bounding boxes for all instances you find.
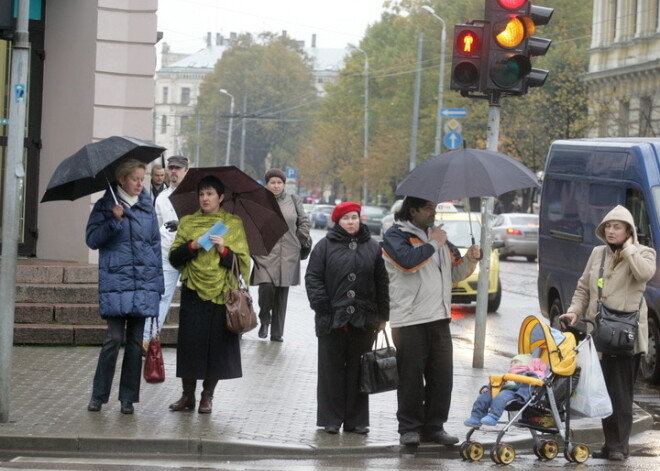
[537,138,660,384]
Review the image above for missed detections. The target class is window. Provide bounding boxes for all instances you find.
[639,96,653,136]
[160,115,167,134]
[162,86,168,104]
[627,188,653,247]
[181,87,190,105]
[618,100,629,137]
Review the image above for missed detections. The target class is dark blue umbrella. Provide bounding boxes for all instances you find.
[396,149,540,203]
[41,136,165,202]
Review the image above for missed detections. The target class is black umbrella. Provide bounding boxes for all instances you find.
[395,148,540,203]
[41,136,166,202]
[169,166,288,256]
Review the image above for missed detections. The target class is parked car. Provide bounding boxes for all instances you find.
[302,203,315,214]
[309,204,334,229]
[492,213,539,261]
[359,205,389,235]
[435,211,502,312]
[380,200,403,234]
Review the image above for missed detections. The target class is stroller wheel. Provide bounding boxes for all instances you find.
[491,444,516,465]
[459,441,470,460]
[565,444,590,463]
[535,440,559,460]
[467,442,484,461]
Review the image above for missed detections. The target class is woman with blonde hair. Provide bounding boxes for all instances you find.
[86,158,164,415]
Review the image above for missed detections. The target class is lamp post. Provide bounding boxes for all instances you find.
[349,45,369,204]
[422,5,447,155]
[219,89,235,166]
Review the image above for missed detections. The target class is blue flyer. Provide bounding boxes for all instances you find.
[198,221,228,251]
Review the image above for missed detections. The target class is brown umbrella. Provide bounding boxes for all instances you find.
[169,166,288,256]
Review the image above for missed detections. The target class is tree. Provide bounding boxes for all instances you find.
[186,33,318,178]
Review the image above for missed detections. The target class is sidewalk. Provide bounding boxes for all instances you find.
[0,285,653,459]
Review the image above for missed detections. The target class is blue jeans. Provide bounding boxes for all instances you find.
[470,388,517,419]
[91,316,144,403]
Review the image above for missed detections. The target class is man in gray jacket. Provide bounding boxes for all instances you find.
[382,196,480,446]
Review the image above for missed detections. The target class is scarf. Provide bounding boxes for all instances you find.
[172,208,250,304]
[116,185,138,207]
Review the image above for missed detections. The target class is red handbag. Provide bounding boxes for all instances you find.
[143,319,165,383]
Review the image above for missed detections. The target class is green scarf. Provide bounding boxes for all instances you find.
[172,208,251,304]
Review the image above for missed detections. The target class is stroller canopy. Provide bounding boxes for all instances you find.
[518,316,577,377]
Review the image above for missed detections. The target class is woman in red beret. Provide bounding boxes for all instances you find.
[305,202,390,434]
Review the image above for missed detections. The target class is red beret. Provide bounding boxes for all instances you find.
[331,202,362,223]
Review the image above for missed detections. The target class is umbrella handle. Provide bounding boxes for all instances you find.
[105,178,119,205]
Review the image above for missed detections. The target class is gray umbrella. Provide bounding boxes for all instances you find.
[41,136,165,203]
[395,148,540,203]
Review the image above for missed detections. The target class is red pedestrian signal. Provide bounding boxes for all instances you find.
[450,24,486,93]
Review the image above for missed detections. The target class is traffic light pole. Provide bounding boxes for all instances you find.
[473,92,500,369]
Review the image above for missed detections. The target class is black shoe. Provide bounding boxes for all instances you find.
[609,452,625,461]
[346,426,369,434]
[120,401,134,415]
[270,336,283,342]
[422,430,459,445]
[592,450,608,459]
[258,324,268,339]
[324,425,340,434]
[399,431,420,445]
[87,399,102,412]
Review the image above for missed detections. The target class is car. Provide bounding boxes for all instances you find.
[309,204,334,229]
[435,211,502,312]
[380,200,403,234]
[360,205,389,235]
[302,203,315,214]
[492,213,539,262]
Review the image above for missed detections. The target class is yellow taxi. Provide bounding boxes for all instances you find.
[435,207,502,312]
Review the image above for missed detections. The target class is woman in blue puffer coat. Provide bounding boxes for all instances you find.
[85,158,164,415]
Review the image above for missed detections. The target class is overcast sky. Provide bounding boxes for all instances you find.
[156,0,387,52]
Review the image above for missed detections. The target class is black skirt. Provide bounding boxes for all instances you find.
[175,285,242,380]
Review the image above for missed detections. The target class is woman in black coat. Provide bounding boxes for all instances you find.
[305,202,389,434]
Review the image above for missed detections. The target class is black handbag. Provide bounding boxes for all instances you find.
[359,331,399,394]
[592,250,641,356]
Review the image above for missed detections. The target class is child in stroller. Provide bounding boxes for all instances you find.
[464,353,549,428]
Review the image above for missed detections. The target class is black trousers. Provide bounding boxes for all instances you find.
[258,283,289,338]
[317,327,373,429]
[391,319,453,434]
[91,316,144,403]
[600,353,639,456]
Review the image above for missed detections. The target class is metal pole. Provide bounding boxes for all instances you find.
[349,45,369,204]
[239,95,247,171]
[409,32,423,171]
[0,0,30,423]
[219,89,234,166]
[422,6,447,155]
[473,93,501,369]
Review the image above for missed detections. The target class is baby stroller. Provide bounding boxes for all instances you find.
[459,316,591,464]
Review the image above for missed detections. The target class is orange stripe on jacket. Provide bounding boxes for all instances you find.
[382,236,434,273]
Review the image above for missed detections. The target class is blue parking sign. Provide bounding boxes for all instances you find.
[285,167,298,179]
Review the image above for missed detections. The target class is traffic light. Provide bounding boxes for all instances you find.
[450,24,486,93]
[483,0,553,95]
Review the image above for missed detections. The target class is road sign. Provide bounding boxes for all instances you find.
[444,131,463,150]
[285,167,298,179]
[444,119,462,134]
[440,107,468,118]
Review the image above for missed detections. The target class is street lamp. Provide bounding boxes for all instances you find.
[219,89,235,166]
[349,44,369,204]
[422,5,447,155]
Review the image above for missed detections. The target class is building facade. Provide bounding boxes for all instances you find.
[0,0,158,262]
[586,0,660,137]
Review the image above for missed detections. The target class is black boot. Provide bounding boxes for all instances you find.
[169,378,196,411]
[198,379,218,413]
[258,323,269,339]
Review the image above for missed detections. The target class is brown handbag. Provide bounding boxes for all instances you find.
[225,255,258,334]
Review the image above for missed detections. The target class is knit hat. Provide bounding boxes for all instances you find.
[331,202,362,223]
[264,168,286,183]
[511,354,533,366]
